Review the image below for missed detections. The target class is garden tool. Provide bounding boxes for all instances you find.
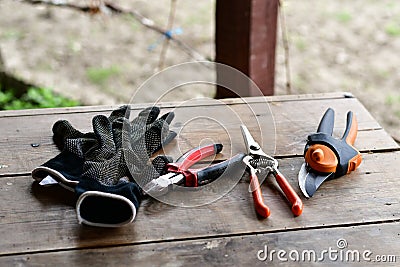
[298,108,362,198]
[143,143,246,197]
[241,125,303,218]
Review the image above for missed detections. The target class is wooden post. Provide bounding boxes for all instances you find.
[215,0,278,98]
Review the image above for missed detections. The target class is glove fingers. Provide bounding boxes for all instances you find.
[123,145,150,172]
[131,106,160,132]
[108,106,130,147]
[140,106,160,124]
[143,112,176,154]
[83,149,130,186]
[88,115,117,160]
[159,111,175,125]
[63,136,98,158]
[152,155,173,175]
[146,130,177,155]
[52,120,86,150]
[108,105,129,123]
[111,116,128,149]
[129,154,173,186]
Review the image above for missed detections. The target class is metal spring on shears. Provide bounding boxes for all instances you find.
[249,157,275,170]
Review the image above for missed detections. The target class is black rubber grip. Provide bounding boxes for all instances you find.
[341,111,353,140]
[196,153,246,186]
[317,108,335,135]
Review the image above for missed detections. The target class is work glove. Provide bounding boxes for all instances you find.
[32,106,176,227]
[74,109,174,227]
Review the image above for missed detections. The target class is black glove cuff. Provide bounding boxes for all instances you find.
[75,178,142,227]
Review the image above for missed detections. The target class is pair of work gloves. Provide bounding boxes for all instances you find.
[32,105,175,227]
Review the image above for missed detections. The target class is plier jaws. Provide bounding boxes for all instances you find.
[143,143,245,197]
[143,172,184,197]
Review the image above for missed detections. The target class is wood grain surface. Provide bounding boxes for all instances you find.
[0,93,398,265]
[0,94,397,176]
[1,222,398,266]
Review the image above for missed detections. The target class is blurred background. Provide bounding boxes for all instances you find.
[0,0,399,140]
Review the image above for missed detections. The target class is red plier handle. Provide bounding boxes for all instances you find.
[166,144,245,187]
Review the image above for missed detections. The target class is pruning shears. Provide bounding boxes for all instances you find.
[241,125,303,218]
[298,108,362,198]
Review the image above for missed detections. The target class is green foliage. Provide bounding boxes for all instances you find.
[335,11,352,23]
[68,40,82,53]
[0,85,79,110]
[385,95,394,105]
[385,93,400,119]
[125,15,140,31]
[293,35,307,51]
[385,94,400,106]
[86,66,121,85]
[377,69,390,79]
[385,22,400,36]
[1,29,23,40]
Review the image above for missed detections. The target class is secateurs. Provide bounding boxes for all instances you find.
[298,108,362,198]
[241,125,303,218]
[143,143,245,196]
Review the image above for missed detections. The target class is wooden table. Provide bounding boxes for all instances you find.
[1,93,399,266]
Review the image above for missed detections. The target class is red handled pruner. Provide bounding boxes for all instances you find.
[143,143,245,196]
[241,125,303,218]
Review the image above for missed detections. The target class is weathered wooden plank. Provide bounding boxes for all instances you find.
[0,92,358,118]
[0,97,397,176]
[0,127,393,178]
[1,152,399,255]
[1,222,398,266]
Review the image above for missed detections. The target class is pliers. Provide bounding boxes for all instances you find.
[143,143,245,196]
[241,125,303,218]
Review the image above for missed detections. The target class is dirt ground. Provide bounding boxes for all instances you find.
[0,0,399,140]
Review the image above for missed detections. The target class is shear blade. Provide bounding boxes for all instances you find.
[298,163,334,198]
